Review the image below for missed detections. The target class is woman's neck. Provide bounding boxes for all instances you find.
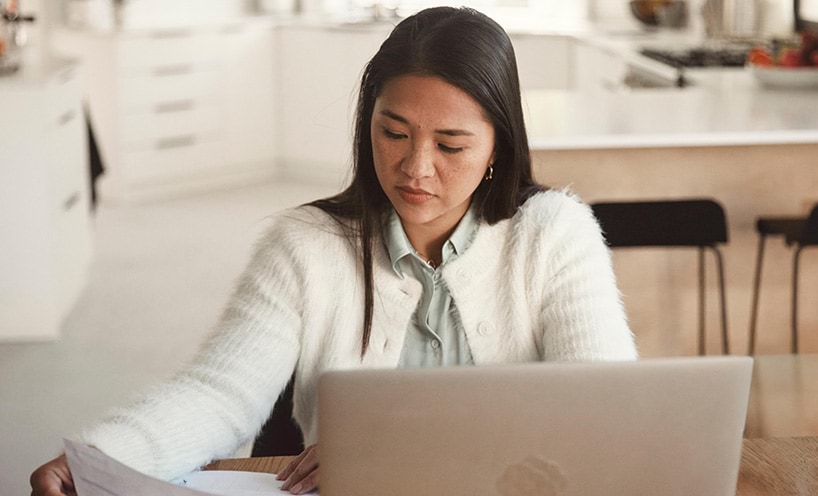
[405,226,451,266]
[398,199,472,266]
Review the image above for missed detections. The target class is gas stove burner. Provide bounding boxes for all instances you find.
[640,46,751,68]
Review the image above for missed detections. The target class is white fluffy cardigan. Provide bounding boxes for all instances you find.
[80,190,637,480]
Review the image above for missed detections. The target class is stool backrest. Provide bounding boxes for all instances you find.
[591,199,728,248]
[251,376,304,457]
[804,204,818,245]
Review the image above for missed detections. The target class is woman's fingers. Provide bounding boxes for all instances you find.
[276,447,309,481]
[288,467,319,494]
[30,454,75,496]
[280,444,320,492]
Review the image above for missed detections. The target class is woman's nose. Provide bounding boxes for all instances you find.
[400,142,435,179]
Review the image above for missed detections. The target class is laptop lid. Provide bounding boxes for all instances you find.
[318,356,752,496]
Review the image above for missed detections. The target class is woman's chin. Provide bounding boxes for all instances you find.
[392,202,443,227]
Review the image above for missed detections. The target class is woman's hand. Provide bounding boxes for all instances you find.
[277,443,320,494]
[30,454,76,496]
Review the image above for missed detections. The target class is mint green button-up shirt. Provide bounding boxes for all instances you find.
[383,205,478,368]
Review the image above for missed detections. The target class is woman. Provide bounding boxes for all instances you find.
[31,6,636,495]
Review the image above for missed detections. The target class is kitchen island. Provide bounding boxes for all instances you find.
[523,49,818,356]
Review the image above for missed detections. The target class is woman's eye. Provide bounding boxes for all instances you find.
[438,144,464,154]
[383,129,406,140]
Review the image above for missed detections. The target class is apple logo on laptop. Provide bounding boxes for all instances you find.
[495,455,568,496]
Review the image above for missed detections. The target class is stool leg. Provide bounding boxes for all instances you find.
[791,246,804,354]
[748,234,767,355]
[698,247,706,356]
[713,247,729,355]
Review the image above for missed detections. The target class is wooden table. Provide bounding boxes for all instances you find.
[745,354,818,438]
[208,355,818,494]
[208,438,818,495]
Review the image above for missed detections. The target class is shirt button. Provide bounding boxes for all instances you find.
[431,340,440,349]
[478,321,495,336]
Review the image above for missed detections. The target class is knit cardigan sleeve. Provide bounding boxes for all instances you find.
[534,193,638,361]
[77,215,305,480]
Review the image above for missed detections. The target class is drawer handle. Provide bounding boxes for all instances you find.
[156,135,196,150]
[57,110,77,127]
[63,192,81,212]
[150,29,191,39]
[153,65,193,77]
[155,101,195,114]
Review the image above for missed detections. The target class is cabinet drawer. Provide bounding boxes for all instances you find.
[118,68,221,108]
[120,102,222,147]
[48,68,83,130]
[117,32,223,71]
[120,137,225,185]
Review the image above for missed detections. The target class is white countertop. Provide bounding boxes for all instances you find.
[0,51,78,87]
[522,26,818,150]
[524,83,818,150]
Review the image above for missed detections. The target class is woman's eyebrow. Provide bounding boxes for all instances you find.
[378,109,475,137]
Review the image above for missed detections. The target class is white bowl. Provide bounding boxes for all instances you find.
[750,65,818,89]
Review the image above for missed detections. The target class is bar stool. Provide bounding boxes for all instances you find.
[591,199,730,355]
[748,204,818,354]
[252,375,304,456]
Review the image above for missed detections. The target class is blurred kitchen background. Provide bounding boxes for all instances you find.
[2,0,818,494]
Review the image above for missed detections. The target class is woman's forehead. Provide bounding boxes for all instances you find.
[374,74,491,128]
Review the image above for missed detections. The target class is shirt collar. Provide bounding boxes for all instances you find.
[383,203,480,277]
[384,209,416,277]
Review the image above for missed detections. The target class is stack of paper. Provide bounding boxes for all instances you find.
[64,439,314,496]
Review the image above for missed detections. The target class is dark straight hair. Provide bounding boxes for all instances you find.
[309,6,544,358]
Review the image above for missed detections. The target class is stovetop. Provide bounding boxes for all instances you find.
[639,45,752,69]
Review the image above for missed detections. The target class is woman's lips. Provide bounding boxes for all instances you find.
[397,186,435,204]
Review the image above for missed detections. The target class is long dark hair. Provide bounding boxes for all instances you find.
[309,6,543,358]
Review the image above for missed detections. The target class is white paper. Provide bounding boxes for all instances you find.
[174,470,315,495]
[63,439,315,496]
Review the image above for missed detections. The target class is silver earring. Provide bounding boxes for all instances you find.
[484,164,494,181]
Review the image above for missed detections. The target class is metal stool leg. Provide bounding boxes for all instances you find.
[698,247,706,356]
[712,247,729,355]
[791,246,804,354]
[748,234,767,355]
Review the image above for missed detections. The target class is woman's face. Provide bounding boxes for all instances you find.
[371,74,496,235]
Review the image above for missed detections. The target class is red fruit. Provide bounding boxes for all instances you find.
[748,47,774,67]
[780,48,803,67]
[812,52,818,67]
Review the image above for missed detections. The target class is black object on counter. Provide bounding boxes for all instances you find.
[640,46,750,68]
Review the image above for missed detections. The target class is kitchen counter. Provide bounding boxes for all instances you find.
[523,81,818,150]
[522,24,818,150]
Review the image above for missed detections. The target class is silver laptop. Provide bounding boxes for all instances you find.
[318,356,752,496]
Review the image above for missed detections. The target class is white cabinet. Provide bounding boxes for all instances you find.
[510,34,574,91]
[0,60,93,341]
[53,24,278,204]
[276,25,391,184]
[573,39,628,92]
